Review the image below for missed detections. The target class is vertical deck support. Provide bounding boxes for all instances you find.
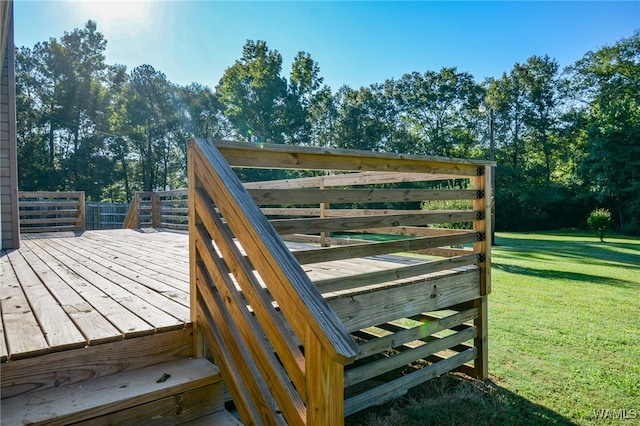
[77,192,86,232]
[151,192,161,228]
[306,325,345,426]
[187,141,204,358]
[320,177,329,247]
[473,165,492,379]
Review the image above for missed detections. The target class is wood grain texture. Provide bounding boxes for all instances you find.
[327,267,480,332]
[190,138,358,364]
[0,230,192,361]
[355,308,478,360]
[344,348,477,416]
[194,188,305,392]
[270,211,477,235]
[1,358,220,426]
[293,232,479,265]
[214,139,492,175]
[244,171,466,189]
[1,328,193,399]
[250,188,478,205]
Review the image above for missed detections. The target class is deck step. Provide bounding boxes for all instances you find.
[1,358,226,425]
[183,410,243,425]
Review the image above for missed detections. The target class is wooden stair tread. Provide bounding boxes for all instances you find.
[1,358,221,426]
[183,410,243,425]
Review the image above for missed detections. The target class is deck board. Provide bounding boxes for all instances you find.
[0,251,50,359]
[1,228,453,363]
[7,249,86,350]
[19,240,145,342]
[35,237,186,330]
[0,230,192,361]
[18,242,123,345]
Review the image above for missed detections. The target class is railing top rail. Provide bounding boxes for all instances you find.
[213,139,495,175]
[189,138,359,364]
[156,189,188,197]
[19,191,85,198]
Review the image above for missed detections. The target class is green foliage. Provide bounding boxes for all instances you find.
[421,198,473,229]
[14,22,640,233]
[568,31,640,233]
[347,232,640,425]
[587,208,612,242]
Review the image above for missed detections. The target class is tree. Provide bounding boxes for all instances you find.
[216,40,288,144]
[568,31,640,232]
[519,55,563,186]
[392,68,484,157]
[177,83,228,140]
[127,64,182,191]
[307,85,338,148]
[484,56,570,230]
[285,51,324,144]
[333,84,392,152]
[15,21,114,200]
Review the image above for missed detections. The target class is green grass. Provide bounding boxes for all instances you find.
[346,231,640,425]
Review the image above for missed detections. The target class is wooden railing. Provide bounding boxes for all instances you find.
[188,138,493,424]
[122,190,188,231]
[85,202,128,230]
[18,191,85,233]
[188,138,359,425]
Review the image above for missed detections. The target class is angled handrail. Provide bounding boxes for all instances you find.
[188,138,494,422]
[188,138,358,425]
[122,192,141,229]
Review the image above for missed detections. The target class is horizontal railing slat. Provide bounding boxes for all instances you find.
[194,187,306,392]
[18,191,85,233]
[214,140,491,176]
[250,188,478,205]
[270,211,477,235]
[314,253,479,293]
[293,232,479,265]
[192,139,359,363]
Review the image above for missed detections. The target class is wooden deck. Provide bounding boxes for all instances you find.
[0,229,191,362]
[0,228,424,364]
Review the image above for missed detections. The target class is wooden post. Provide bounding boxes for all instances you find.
[187,141,204,358]
[151,192,161,228]
[305,325,345,426]
[472,165,492,379]
[134,193,141,228]
[77,192,86,232]
[320,177,329,247]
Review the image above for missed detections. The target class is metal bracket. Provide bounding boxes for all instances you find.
[477,232,486,242]
[476,211,486,220]
[476,190,485,199]
[476,167,485,176]
[477,253,486,263]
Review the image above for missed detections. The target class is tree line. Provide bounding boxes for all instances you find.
[15,21,640,233]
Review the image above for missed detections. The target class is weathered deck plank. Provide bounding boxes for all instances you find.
[7,248,90,351]
[0,251,50,359]
[35,237,186,329]
[26,238,163,336]
[20,240,151,340]
[1,229,478,369]
[17,242,124,345]
[0,230,193,361]
[50,237,189,308]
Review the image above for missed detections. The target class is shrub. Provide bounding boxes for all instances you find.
[421,199,473,230]
[587,208,612,242]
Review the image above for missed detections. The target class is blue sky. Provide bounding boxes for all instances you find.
[14,1,640,91]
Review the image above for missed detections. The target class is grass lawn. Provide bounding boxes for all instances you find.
[346,231,639,425]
